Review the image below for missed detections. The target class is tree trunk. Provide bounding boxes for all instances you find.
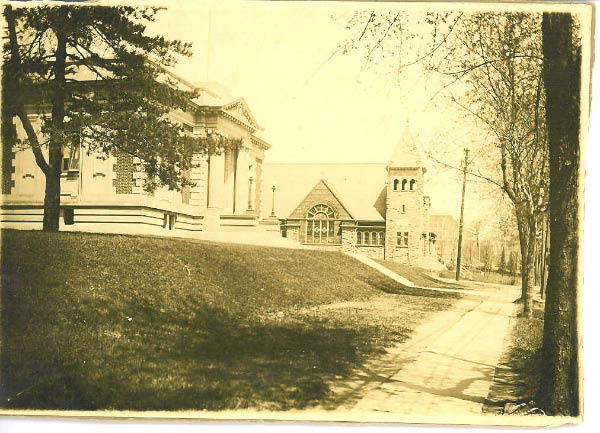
[522,220,536,317]
[536,12,581,417]
[540,215,550,298]
[43,20,68,232]
[514,207,536,316]
[42,168,61,231]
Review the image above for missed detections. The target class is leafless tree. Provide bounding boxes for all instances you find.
[340,11,549,317]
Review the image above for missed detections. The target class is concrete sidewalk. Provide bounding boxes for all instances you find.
[325,283,521,416]
[346,253,415,287]
[346,253,492,296]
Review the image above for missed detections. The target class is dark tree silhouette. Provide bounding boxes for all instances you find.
[537,12,581,417]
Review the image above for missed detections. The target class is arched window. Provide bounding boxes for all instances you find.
[402,179,408,191]
[410,179,416,191]
[306,204,336,244]
[377,232,385,245]
[357,231,363,245]
[393,179,399,191]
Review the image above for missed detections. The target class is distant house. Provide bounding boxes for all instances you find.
[260,124,442,269]
[1,75,273,236]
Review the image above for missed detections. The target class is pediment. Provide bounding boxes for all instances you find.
[222,98,258,129]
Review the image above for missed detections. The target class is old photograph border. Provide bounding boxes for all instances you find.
[0,0,594,428]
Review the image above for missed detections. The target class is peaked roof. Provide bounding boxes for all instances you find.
[388,122,424,169]
[260,163,388,221]
[288,178,355,219]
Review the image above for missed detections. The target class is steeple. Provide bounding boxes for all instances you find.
[387,120,424,169]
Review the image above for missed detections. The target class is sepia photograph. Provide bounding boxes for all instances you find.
[0,0,594,429]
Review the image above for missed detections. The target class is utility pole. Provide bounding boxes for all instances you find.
[455,148,469,281]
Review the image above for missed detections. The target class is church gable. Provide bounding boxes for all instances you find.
[289,179,353,219]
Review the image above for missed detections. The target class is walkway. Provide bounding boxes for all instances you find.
[346,253,415,287]
[346,252,492,296]
[325,282,521,417]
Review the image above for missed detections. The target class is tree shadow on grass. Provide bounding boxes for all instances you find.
[2,305,375,411]
[359,275,463,300]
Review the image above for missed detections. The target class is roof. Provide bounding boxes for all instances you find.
[388,122,424,169]
[260,163,388,221]
[190,81,238,107]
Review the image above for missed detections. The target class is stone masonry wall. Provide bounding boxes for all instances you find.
[285,224,300,242]
[385,167,424,265]
[340,225,356,253]
[113,152,134,194]
[356,245,384,260]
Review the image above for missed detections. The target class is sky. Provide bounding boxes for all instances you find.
[145,1,528,226]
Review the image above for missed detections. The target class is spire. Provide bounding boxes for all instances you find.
[388,120,424,169]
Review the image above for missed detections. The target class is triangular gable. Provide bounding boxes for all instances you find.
[289,178,354,219]
[222,98,260,129]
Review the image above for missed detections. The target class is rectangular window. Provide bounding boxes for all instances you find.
[397,231,409,247]
[164,213,177,230]
[358,231,384,246]
[62,157,70,172]
[62,143,80,172]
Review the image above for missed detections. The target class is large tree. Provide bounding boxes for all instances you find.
[536,12,581,417]
[2,5,236,231]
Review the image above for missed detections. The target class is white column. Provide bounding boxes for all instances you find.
[234,149,249,214]
[223,149,235,214]
[189,154,207,209]
[207,153,224,208]
[204,152,224,231]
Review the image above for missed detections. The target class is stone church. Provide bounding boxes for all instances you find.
[260,124,440,268]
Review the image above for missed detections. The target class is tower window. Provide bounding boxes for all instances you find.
[393,179,399,191]
[402,179,408,191]
[396,231,409,247]
[410,179,416,191]
[402,204,406,214]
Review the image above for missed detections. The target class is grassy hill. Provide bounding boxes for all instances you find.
[1,230,460,411]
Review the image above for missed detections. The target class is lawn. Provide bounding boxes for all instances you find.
[375,260,465,289]
[440,269,521,286]
[1,229,461,411]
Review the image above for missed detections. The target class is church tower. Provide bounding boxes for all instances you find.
[384,123,427,264]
